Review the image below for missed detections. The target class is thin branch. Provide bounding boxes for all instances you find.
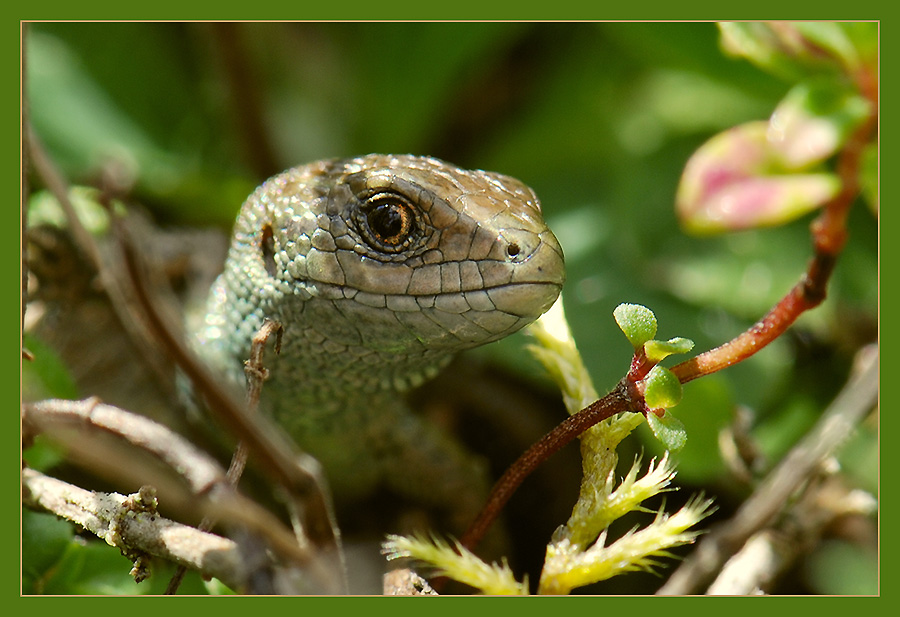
[458,380,637,553]
[657,347,878,595]
[705,478,876,595]
[26,126,172,390]
[23,468,247,591]
[231,318,284,485]
[22,398,318,579]
[24,398,223,495]
[209,23,280,179]
[166,318,284,594]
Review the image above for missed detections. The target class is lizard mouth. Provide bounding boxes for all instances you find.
[474,281,563,319]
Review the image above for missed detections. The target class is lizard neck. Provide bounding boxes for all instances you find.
[195,274,454,411]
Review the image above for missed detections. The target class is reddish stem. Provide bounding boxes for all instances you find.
[458,380,635,553]
[671,252,835,384]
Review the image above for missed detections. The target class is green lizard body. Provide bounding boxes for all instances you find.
[193,154,564,521]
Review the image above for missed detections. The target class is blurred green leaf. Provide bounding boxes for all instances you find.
[859,140,878,215]
[22,334,79,402]
[23,436,66,473]
[27,28,255,225]
[39,538,144,595]
[28,187,121,234]
[27,31,181,188]
[718,22,856,81]
[804,540,877,595]
[768,79,871,169]
[22,509,75,593]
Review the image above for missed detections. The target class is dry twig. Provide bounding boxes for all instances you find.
[657,348,878,595]
[23,468,247,591]
[166,318,285,594]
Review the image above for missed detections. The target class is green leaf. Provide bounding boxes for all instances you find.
[645,410,688,452]
[22,509,75,593]
[718,22,855,82]
[643,365,683,409]
[644,337,694,363]
[613,303,657,349]
[28,187,119,235]
[791,22,860,71]
[23,436,66,472]
[768,79,872,169]
[22,334,79,401]
[644,376,735,483]
[35,536,145,595]
[859,140,878,215]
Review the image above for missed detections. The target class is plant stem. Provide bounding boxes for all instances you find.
[459,380,635,553]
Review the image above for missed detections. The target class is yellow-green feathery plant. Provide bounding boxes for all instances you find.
[382,299,714,594]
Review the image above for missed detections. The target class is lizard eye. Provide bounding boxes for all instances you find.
[357,193,419,253]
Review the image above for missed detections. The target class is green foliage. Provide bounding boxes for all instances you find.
[644,366,683,411]
[645,336,694,363]
[22,334,79,402]
[612,303,692,433]
[641,376,734,484]
[645,410,688,453]
[613,303,657,349]
[718,22,864,81]
[21,509,75,593]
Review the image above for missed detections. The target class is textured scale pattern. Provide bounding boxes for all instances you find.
[193,154,565,519]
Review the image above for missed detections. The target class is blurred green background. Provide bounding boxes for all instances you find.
[23,22,877,595]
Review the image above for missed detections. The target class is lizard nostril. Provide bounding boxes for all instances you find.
[506,243,521,259]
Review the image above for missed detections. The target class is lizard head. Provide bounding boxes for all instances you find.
[229,154,565,362]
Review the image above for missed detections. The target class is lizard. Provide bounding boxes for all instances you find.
[191,154,565,530]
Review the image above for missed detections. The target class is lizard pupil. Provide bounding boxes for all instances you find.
[367,199,412,247]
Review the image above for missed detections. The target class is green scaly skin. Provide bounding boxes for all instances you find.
[193,154,565,525]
